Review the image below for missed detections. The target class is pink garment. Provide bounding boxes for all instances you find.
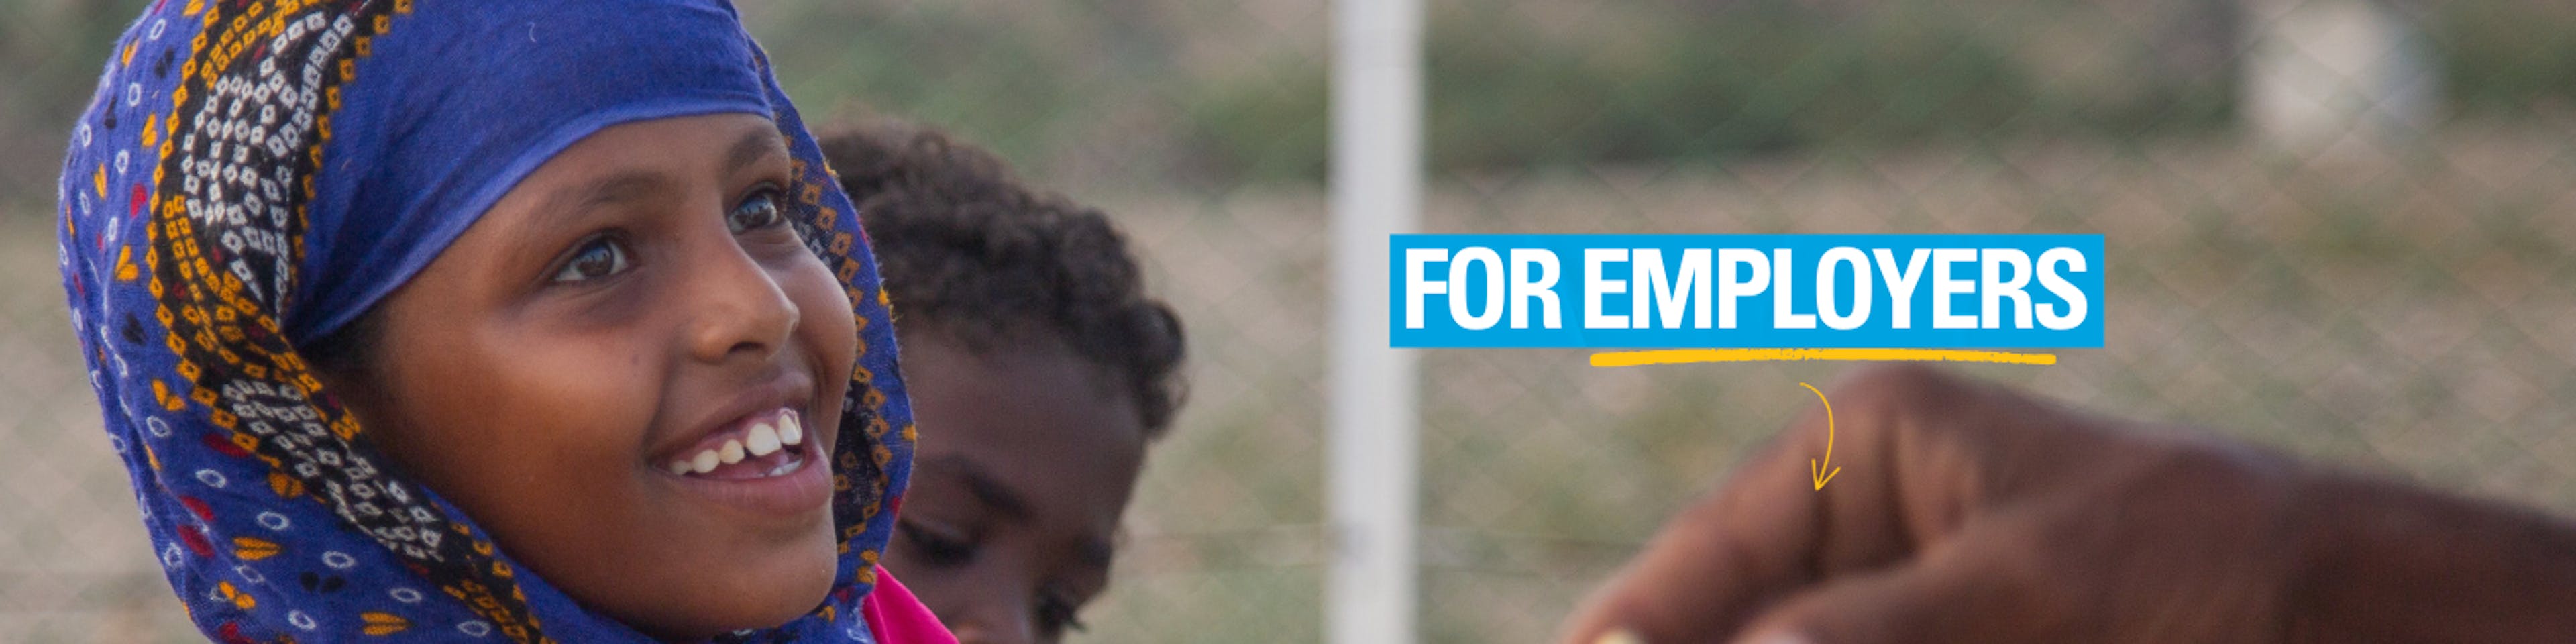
[863,565,959,643]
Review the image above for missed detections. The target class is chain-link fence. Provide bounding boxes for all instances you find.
[5,0,2575,642]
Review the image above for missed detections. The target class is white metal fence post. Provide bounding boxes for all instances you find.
[1328,0,1423,641]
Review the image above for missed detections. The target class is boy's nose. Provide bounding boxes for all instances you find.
[684,242,798,364]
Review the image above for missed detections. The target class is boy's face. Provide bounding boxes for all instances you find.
[888,331,1147,644]
[321,113,859,639]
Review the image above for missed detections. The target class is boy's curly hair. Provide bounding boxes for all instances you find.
[821,122,1187,437]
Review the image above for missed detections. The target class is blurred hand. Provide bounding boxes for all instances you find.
[1560,364,2576,644]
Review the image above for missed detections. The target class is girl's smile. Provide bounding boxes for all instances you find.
[659,405,811,478]
[657,398,835,518]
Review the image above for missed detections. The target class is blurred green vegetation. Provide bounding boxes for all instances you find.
[2431,2,2576,117]
[1423,3,2048,171]
[7,0,2576,193]
[1189,0,2241,182]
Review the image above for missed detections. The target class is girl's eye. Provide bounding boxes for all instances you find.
[727,188,786,234]
[550,237,631,283]
[895,519,977,568]
[1036,591,1088,639]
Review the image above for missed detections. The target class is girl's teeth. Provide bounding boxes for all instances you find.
[765,454,802,476]
[746,422,782,457]
[667,410,806,478]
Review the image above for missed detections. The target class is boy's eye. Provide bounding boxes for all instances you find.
[727,188,786,234]
[894,519,977,568]
[1035,590,1089,639]
[550,237,631,283]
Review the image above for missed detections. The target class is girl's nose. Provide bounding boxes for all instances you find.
[685,239,798,364]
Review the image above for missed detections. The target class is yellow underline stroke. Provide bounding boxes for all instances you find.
[1589,348,2058,367]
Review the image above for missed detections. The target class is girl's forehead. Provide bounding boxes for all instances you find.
[427,115,786,280]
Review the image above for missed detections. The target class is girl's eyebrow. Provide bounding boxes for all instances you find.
[508,170,678,248]
[518,128,788,236]
[724,127,790,174]
[563,171,674,213]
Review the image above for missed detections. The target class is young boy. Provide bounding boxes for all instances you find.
[822,121,1187,643]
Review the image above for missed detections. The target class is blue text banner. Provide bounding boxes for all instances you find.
[1390,234,2104,349]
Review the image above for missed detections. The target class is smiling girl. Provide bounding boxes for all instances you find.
[60,2,951,642]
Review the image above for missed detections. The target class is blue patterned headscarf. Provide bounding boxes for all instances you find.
[56,1,916,642]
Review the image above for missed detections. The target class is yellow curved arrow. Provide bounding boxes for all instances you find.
[1801,382,1841,490]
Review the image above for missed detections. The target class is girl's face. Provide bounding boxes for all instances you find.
[886,331,1146,644]
[318,113,859,639]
